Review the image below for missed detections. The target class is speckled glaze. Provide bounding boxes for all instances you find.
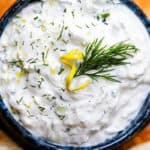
[0,0,150,150]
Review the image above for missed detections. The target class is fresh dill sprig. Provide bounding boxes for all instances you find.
[75,38,138,82]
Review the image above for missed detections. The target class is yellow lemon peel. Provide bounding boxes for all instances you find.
[16,71,26,78]
[50,68,56,75]
[25,102,32,108]
[49,0,57,6]
[60,49,90,92]
[22,19,26,23]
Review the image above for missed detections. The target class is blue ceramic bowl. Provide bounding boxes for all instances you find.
[0,0,150,149]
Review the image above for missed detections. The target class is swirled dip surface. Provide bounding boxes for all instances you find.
[0,0,150,146]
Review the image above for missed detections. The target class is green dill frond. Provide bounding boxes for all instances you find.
[75,38,138,82]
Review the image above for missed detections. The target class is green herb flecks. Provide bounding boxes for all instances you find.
[101,13,110,21]
[97,13,110,22]
[71,10,75,18]
[55,105,67,120]
[10,106,19,115]
[9,59,29,74]
[75,38,138,82]
[55,105,67,112]
[15,15,22,19]
[37,77,44,88]
[57,24,64,41]
[64,8,67,13]
[58,67,65,75]
[9,59,24,68]
[27,58,38,64]
[41,51,49,66]
[34,16,39,20]
[16,97,23,104]
[38,106,45,112]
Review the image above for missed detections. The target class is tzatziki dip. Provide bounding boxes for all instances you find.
[0,0,150,146]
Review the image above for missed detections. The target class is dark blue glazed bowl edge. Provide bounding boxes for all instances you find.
[0,0,150,150]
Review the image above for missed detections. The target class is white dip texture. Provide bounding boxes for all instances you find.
[0,0,150,146]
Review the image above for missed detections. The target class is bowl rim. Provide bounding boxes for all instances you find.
[0,0,150,149]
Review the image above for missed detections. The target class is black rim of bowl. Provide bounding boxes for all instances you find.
[0,0,150,150]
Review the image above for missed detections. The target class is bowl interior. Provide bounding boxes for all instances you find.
[0,0,150,149]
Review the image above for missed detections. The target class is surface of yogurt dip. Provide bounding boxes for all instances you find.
[0,0,150,146]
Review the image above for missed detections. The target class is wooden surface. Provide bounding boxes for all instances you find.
[0,0,150,149]
[0,0,16,17]
[134,0,150,18]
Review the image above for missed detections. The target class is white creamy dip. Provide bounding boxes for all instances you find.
[0,0,150,146]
